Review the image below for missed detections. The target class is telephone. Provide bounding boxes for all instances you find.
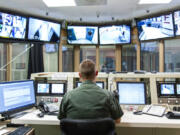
[38,101,59,115]
[142,105,166,117]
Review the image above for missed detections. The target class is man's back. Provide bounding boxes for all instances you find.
[58,80,123,120]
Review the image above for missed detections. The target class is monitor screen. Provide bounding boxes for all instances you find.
[99,25,131,44]
[0,80,35,114]
[28,17,61,42]
[174,11,180,36]
[137,13,174,41]
[67,26,98,44]
[51,83,65,94]
[37,83,50,94]
[0,12,27,39]
[117,82,146,104]
[160,84,175,95]
[176,84,180,95]
[76,81,104,89]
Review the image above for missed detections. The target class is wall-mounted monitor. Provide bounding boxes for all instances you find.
[137,13,174,41]
[37,83,50,95]
[0,12,27,39]
[51,83,66,95]
[174,11,180,36]
[99,25,131,44]
[158,83,175,97]
[76,81,104,89]
[0,80,35,117]
[67,26,98,44]
[28,17,61,43]
[176,84,180,95]
[117,82,146,104]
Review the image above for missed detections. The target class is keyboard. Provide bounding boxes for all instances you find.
[8,126,33,135]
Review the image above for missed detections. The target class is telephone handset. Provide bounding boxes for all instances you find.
[38,101,50,113]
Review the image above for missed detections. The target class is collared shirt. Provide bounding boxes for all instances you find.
[58,80,123,120]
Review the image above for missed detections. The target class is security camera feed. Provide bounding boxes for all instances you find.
[176,84,180,94]
[160,84,175,95]
[137,13,174,41]
[117,82,146,104]
[99,25,131,44]
[0,12,27,39]
[174,11,180,36]
[51,84,64,94]
[28,17,61,42]
[37,83,50,93]
[67,26,98,44]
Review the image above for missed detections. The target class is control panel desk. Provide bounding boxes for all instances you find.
[11,110,180,135]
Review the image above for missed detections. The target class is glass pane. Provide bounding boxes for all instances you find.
[165,39,180,72]
[62,46,74,72]
[0,43,7,81]
[11,43,30,81]
[141,42,159,72]
[100,46,115,72]
[80,46,96,63]
[43,44,59,72]
[122,45,136,72]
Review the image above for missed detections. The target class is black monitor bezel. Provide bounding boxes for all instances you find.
[116,81,147,105]
[157,82,176,98]
[27,16,61,44]
[0,10,28,42]
[136,11,175,42]
[95,81,105,89]
[0,80,36,116]
[50,82,67,96]
[67,24,99,45]
[98,24,131,45]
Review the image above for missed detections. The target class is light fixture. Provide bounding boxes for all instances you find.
[139,0,172,4]
[43,0,76,7]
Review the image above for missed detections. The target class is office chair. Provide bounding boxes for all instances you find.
[60,118,116,135]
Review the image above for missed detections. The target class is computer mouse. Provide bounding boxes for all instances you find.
[37,113,44,118]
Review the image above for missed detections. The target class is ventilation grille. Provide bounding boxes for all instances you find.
[75,0,107,6]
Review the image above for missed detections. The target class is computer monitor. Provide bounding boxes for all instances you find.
[176,84,180,95]
[36,83,50,95]
[76,81,104,89]
[51,83,66,95]
[158,83,175,97]
[117,82,146,104]
[0,80,35,117]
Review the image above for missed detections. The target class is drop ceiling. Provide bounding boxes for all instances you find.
[0,0,180,22]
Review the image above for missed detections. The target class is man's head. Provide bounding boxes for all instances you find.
[79,59,98,81]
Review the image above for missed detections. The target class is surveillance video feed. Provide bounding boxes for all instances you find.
[67,26,98,44]
[137,14,174,41]
[176,84,180,94]
[37,83,50,93]
[161,84,174,95]
[0,12,27,39]
[99,25,131,44]
[28,18,61,42]
[174,11,180,36]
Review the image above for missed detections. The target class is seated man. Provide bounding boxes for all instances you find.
[58,59,123,123]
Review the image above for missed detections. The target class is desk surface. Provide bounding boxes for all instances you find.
[11,110,180,128]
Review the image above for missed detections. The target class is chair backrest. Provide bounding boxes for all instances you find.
[60,118,115,135]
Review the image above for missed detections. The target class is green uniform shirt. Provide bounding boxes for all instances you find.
[58,80,123,120]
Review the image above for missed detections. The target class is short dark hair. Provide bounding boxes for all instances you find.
[79,59,96,80]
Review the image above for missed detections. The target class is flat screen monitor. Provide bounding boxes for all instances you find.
[0,80,35,116]
[137,13,174,41]
[76,81,104,89]
[37,83,50,94]
[117,82,146,104]
[174,11,180,36]
[51,83,65,95]
[0,12,27,39]
[67,26,98,44]
[99,25,131,44]
[176,84,180,95]
[159,83,175,96]
[28,17,61,42]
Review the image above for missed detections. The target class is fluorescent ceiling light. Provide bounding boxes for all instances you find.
[43,0,76,7]
[139,0,172,4]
